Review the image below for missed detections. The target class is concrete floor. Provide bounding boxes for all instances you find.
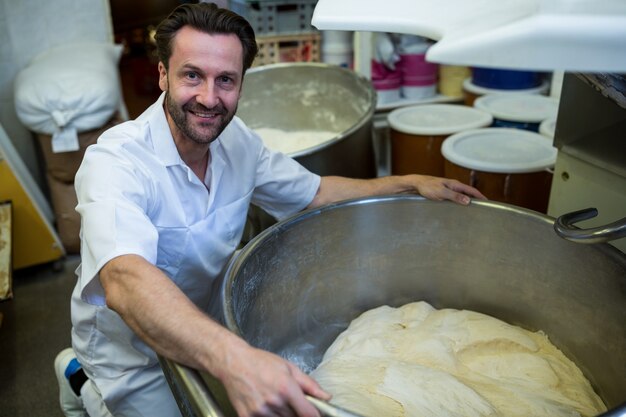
[0,255,80,417]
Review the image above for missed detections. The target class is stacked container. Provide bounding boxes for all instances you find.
[438,65,472,98]
[396,35,438,100]
[442,128,557,213]
[463,67,549,105]
[370,34,438,105]
[321,30,353,68]
[388,104,492,176]
[370,33,402,105]
[474,94,560,132]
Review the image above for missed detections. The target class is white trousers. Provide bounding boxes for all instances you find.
[81,373,182,417]
[81,380,114,417]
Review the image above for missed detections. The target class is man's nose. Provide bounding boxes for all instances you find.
[196,82,220,108]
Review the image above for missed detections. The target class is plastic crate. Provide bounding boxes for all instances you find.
[229,0,318,35]
[254,32,320,66]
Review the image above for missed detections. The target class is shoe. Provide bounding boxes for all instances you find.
[54,348,87,417]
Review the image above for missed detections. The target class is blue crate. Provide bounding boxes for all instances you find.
[229,0,318,35]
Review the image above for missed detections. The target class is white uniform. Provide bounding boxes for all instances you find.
[70,93,321,416]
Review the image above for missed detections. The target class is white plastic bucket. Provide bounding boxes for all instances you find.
[442,128,557,212]
[322,44,353,68]
[321,30,353,68]
[388,104,493,176]
[474,94,560,132]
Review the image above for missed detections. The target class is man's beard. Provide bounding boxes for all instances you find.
[165,92,236,145]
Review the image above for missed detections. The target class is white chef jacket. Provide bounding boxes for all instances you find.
[70,92,321,416]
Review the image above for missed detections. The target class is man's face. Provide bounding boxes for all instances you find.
[158,26,244,145]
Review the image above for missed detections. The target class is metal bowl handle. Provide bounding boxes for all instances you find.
[554,207,626,244]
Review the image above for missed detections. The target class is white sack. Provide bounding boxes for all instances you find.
[14,42,123,135]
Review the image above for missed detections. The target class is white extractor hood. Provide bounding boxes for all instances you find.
[311,0,626,72]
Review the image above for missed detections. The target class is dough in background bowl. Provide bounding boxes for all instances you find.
[253,128,339,155]
[310,301,606,417]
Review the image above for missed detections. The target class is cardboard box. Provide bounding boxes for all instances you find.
[255,33,320,66]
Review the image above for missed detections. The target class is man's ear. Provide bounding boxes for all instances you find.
[158,62,168,91]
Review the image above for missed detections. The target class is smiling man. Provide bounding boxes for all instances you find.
[56,3,485,417]
[160,26,242,179]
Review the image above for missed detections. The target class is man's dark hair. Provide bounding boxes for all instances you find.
[154,2,258,73]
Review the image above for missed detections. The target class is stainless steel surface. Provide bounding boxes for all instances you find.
[555,207,626,243]
[160,356,225,417]
[159,356,367,417]
[237,63,377,178]
[547,73,626,253]
[223,196,626,414]
[306,395,366,417]
[553,74,626,181]
[237,63,378,239]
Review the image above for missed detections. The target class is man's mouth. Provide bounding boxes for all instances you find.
[189,109,220,119]
[186,103,224,120]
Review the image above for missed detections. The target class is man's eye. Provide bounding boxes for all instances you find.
[219,76,232,84]
[186,72,198,80]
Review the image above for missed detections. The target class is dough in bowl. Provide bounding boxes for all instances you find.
[310,301,606,417]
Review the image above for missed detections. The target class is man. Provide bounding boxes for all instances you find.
[56,3,485,417]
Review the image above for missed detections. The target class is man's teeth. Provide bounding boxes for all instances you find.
[192,110,217,117]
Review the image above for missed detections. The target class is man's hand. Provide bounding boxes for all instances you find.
[413,175,486,205]
[101,255,331,417]
[219,342,331,417]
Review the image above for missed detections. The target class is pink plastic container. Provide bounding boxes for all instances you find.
[371,60,401,104]
[397,50,438,99]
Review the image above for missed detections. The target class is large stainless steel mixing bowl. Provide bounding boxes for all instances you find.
[223,196,626,413]
[237,62,377,178]
[236,62,378,239]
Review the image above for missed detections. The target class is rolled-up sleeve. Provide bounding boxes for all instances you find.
[75,144,158,305]
[250,137,321,220]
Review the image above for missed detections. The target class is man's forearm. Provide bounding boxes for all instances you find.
[307,175,419,208]
[308,174,485,209]
[99,254,246,378]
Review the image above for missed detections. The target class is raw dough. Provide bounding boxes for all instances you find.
[310,301,606,417]
[253,128,338,155]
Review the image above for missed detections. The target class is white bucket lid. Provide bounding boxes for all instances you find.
[539,117,557,138]
[388,104,493,136]
[463,77,549,96]
[441,128,557,173]
[474,94,560,123]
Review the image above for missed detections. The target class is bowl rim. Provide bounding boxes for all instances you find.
[240,62,378,158]
[221,195,558,334]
